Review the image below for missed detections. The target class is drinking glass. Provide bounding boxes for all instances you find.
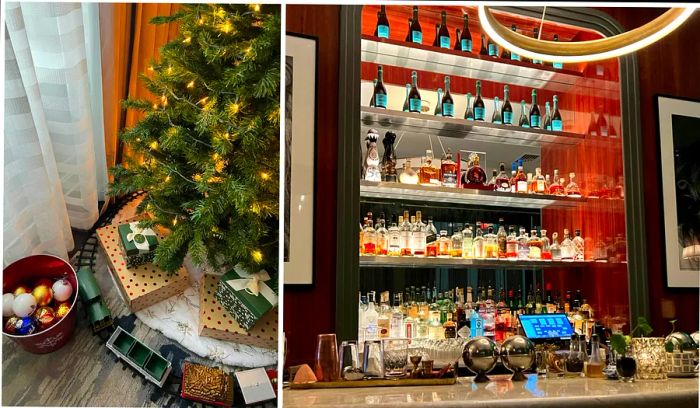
[363,340,384,378]
[382,338,409,377]
[339,340,361,380]
[314,333,339,382]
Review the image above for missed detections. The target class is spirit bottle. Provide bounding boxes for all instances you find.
[443,319,456,338]
[517,228,529,259]
[484,226,498,259]
[387,219,401,256]
[451,223,464,257]
[473,222,485,259]
[376,213,389,255]
[549,169,565,195]
[550,232,562,260]
[375,5,390,39]
[408,71,422,113]
[497,222,508,258]
[533,167,546,194]
[552,35,563,68]
[404,18,412,43]
[502,85,513,125]
[437,230,451,257]
[565,172,582,197]
[400,211,412,256]
[363,130,382,182]
[390,293,404,338]
[381,131,398,182]
[399,160,419,184]
[551,95,563,131]
[412,211,427,256]
[479,34,489,56]
[453,28,461,50]
[460,13,472,52]
[442,76,454,117]
[358,293,367,345]
[515,162,528,193]
[535,285,543,314]
[464,152,487,186]
[586,334,605,378]
[419,150,441,185]
[561,228,574,261]
[410,6,422,44]
[377,291,391,338]
[464,93,474,120]
[495,162,510,192]
[541,229,552,260]
[506,226,518,259]
[364,291,379,341]
[573,229,585,261]
[462,223,474,259]
[364,219,377,255]
[527,229,542,260]
[425,217,438,257]
[526,173,533,193]
[428,310,444,340]
[434,88,443,116]
[545,174,551,193]
[359,218,366,255]
[509,25,520,60]
[372,65,388,109]
[438,11,450,49]
[473,80,486,121]
[529,89,541,128]
[518,100,530,128]
[509,162,518,193]
[531,27,542,64]
[441,149,458,187]
[491,97,502,124]
[543,101,552,130]
[402,84,411,112]
[487,169,498,190]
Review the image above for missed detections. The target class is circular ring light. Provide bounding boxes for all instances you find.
[478,6,696,63]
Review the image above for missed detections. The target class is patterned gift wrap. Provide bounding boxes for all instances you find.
[199,274,277,349]
[181,362,234,407]
[117,222,159,268]
[97,224,190,312]
[215,267,278,331]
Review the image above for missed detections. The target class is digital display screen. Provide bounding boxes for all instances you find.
[518,314,573,339]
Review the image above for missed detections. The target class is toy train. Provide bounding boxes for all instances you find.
[76,266,113,333]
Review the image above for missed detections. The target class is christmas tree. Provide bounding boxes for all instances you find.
[110,4,280,275]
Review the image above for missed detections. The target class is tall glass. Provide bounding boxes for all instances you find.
[314,333,340,382]
[363,340,385,378]
[383,338,409,377]
[339,340,361,380]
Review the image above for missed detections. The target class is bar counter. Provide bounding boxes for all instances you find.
[284,374,699,408]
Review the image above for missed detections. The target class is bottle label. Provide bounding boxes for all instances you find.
[530,114,541,127]
[474,107,485,120]
[377,25,389,39]
[409,98,422,112]
[374,93,387,109]
[442,103,454,117]
[488,44,497,56]
[553,62,563,69]
[461,39,472,52]
[511,53,520,61]
[517,180,528,192]
[426,233,437,244]
[412,31,422,44]
[533,59,542,64]
[537,180,545,192]
[440,36,450,49]
[503,111,513,124]
[442,172,457,187]
[552,119,563,131]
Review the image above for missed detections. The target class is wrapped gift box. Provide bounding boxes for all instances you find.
[181,362,234,407]
[97,224,190,312]
[117,222,159,268]
[215,266,278,331]
[199,274,277,349]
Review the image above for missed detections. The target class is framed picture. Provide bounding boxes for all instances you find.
[284,34,318,285]
[655,95,700,288]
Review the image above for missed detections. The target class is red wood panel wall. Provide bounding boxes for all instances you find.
[284,5,340,368]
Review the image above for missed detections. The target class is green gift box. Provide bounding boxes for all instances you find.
[117,222,159,268]
[215,265,278,331]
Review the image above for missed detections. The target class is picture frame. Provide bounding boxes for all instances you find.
[655,95,700,288]
[284,34,318,285]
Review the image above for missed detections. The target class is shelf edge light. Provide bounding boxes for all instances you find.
[478,6,696,63]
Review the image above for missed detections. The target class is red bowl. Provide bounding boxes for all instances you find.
[3,254,79,353]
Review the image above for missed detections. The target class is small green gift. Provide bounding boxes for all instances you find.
[117,222,159,268]
[215,265,278,331]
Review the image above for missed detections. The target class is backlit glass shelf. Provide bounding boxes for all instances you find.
[359,255,591,269]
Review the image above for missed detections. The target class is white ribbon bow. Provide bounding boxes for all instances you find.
[126,222,157,251]
[227,265,278,306]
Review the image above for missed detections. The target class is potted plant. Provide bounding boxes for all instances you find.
[610,317,653,382]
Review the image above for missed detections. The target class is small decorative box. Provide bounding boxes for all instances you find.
[215,265,278,331]
[181,362,234,407]
[199,274,277,349]
[117,222,159,268]
[97,224,190,312]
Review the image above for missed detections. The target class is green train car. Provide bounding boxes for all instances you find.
[76,266,113,332]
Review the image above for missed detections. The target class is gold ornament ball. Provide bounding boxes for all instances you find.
[13,285,31,296]
[34,306,58,330]
[32,285,53,307]
[55,302,71,319]
[35,278,54,288]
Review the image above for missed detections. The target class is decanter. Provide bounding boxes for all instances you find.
[565,172,582,197]
[540,229,552,260]
[399,160,419,184]
[517,228,529,259]
[561,229,574,261]
[549,169,565,195]
[463,152,487,187]
[572,229,585,261]
[550,232,562,260]
[527,229,542,260]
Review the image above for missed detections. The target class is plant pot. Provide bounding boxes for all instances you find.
[616,357,636,382]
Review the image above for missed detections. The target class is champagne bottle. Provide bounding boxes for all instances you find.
[434,88,443,116]
[491,97,501,124]
[442,76,454,117]
[438,11,450,49]
[432,24,440,47]
[461,14,472,52]
[480,34,488,56]
[510,25,520,61]
[518,100,530,128]
[543,101,552,130]
[532,28,542,64]
[410,7,422,44]
[408,71,422,113]
[464,93,474,121]
[372,66,388,109]
[473,80,485,121]
[375,5,390,39]
[552,35,563,69]
[402,84,411,112]
[454,28,461,50]
[405,18,413,42]
[529,90,541,128]
[551,95,563,131]
[369,79,377,107]
[502,85,513,125]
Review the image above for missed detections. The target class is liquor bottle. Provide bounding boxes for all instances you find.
[497,222,507,258]
[419,150,441,185]
[487,169,498,190]
[412,211,427,256]
[502,85,513,125]
[531,27,542,64]
[451,223,463,257]
[441,149,457,187]
[509,162,518,193]
[545,174,551,193]
[364,129,382,182]
[442,76,454,117]
[377,291,391,338]
[463,152,487,186]
[482,287,496,338]
[375,5,390,39]
[551,95,563,131]
[454,28,461,50]
[437,230,451,257]
[399,211,412,256]
[573,229,585,261]
[500,40,510,59]
[543,101,552,130]
[549,169,564,195]
[372,65,388,109]
[473,222,485,259]
[487,35,499,58]
[550,232,562,260]
[425,216,438,257]
[409,215,416,253]
[535,285,543,313]
[408,71,422,113]
[460,13,472,52]
[561,228,574,261]
[515,161,528,193]
[438,11,450,48]
[364,218,377,255]
[529,90,541,128]
[565,172,582,197]
[473,80,485,121]
[373,11,380,37]
[376,213,389,255]
[359,218,366,255]
[390,293,404,338]
[495,162,510,192]
[533,167,546,194]
[509,25,520,61]
[387,218,401,256]
[462,223,474,259]
[404,18,413,43]
[586,334,605,378]
[552,35,563,68]
[517,228,529,259]
[381,131,398,182]
[541,229,552,260]
[369,79,377,107]
[399,160,419,184]
[434,88,443,116]
[518,100,530,128]
[528,229,542,260]
[402,84,411,112]
[464,93,474,120]
[364,291,379,340]
[479,34,489,56]
[410,6,422,44]
[506,226,518,259]
[526,173,534,194]
[597,108,609,137]
[484,226,498,259]
[491,97,502,124]
[470,303,484,338]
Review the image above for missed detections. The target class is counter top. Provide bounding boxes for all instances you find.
[283,374,699,408]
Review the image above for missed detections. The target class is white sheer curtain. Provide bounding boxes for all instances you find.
[4,2,107,265]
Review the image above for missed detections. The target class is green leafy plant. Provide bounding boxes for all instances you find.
[610,316,653,355]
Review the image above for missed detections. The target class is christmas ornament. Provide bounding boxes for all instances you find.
[35,278,54,288]
[13,285,30,296]
[55,302,71,319]
[4,316,20,334]
[35,306,58,330]
[15,316,38,335]
[52,278,73,302]
[32,284,53,306]
[3,293,15,317]
[12,293,37,318]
